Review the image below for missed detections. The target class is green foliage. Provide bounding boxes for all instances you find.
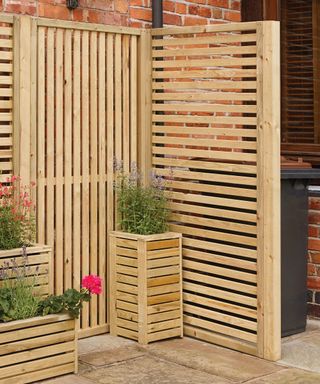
[0,255,39,322]
[115,165,170,235]
[37,289,91,319]
[0,178,36,250]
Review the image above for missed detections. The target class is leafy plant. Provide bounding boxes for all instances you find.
[0,176,36,250]
[0,249,39,321]
[0,247,102,322]
[114,162,170,235]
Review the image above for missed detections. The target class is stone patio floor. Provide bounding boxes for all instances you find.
[39,320,320,384]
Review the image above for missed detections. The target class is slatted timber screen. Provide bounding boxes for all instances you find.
[9,16,143,338]
[151,21,281,360]
[281,0,320,143]
[0,15,13,182]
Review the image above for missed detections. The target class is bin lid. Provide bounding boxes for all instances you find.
[281,168,320,179]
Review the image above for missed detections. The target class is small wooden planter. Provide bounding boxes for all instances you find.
[0,314,77,383]
[109,231,183,344]
[0,245,53,297]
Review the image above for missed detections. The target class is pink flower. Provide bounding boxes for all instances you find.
[82,275,102,295]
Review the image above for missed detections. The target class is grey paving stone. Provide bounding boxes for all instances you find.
[246,368,320,384]
[78,334,135,355]
[80,345,146,367]
[38,374,95,384]
[146,337,283,382]
[280,330,320,373]
[82,355,232,384]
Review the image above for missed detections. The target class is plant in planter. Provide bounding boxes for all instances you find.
[110,163,183,344]
[0,176,53,297]
[0,257,102,383]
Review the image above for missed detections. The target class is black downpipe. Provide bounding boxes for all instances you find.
[152,0,163,28]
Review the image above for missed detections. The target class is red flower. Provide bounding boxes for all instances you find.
[82,275,102,295]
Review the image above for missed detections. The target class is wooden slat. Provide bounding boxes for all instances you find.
[153,57,257,69]
[55,28,64,296]
[90,31,98,327]
[98,31,106,326]
[64,29,72,292]
[73,30,81,294]
[151,22,258,36]
[152,33,257,46]
[81,30,90,329]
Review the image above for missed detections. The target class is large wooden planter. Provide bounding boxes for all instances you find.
[0,314,77,383]
[0,245,53,297]
[109,231,183,344]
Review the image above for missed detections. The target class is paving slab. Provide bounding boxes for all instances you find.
[38,374,95,384]
[82,355,232,384]
[246,368,320,384]
[145,337,283,383]
[80,345,146,367]
[78,334,135,355]
[280,330,320,373]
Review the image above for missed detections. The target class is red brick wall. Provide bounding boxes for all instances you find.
[129,0,240,28]
[0,0,240,26]
[308,196,320,318]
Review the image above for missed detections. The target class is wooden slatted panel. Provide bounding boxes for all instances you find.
[0,20,13,182]
[151,22,280,360]
[34,25,140,336]
[281,0,317,143]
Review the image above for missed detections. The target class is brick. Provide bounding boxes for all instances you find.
[188,0,206,4]
[224,10,241,22]
[308,263,316,276]
[231,0,241,11]
[199,7,211,18]
[38,3,71,20]
[309,225,319,238]
[115,0,128,14]
[73,8,87,21]
[130,7,152,21]
[308,303,320,318]
[130,0,144,5]
[175,2,187,14]
[86,0,113,11]
[211,8,223,19]
[87,9,107,23]
[310,252,320,264]
[309,238,320,251]
[309,197,320,210]
[184,16,208,26]
[163,0,175,12]
[208,0,229,8]
[130,20,145,28]
[188,5,199,15]
[163,12,182,26]
[309,211,320,225]
[308,276,320,290]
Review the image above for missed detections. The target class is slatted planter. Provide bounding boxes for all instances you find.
[109,231,183,344]
[0,245,53,297]
[0,314,77,383]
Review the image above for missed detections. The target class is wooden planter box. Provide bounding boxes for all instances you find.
[0,245,53,297]
[0,314,77,383]
[109,231,183,344]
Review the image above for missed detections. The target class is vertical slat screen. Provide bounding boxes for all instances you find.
[0,16,13,182]
[151,22,280,360]
[33,23,140,337]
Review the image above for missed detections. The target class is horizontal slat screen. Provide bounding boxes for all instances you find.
[281,0,318,143]
[0,19,13,182]
[151,21,280,359]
